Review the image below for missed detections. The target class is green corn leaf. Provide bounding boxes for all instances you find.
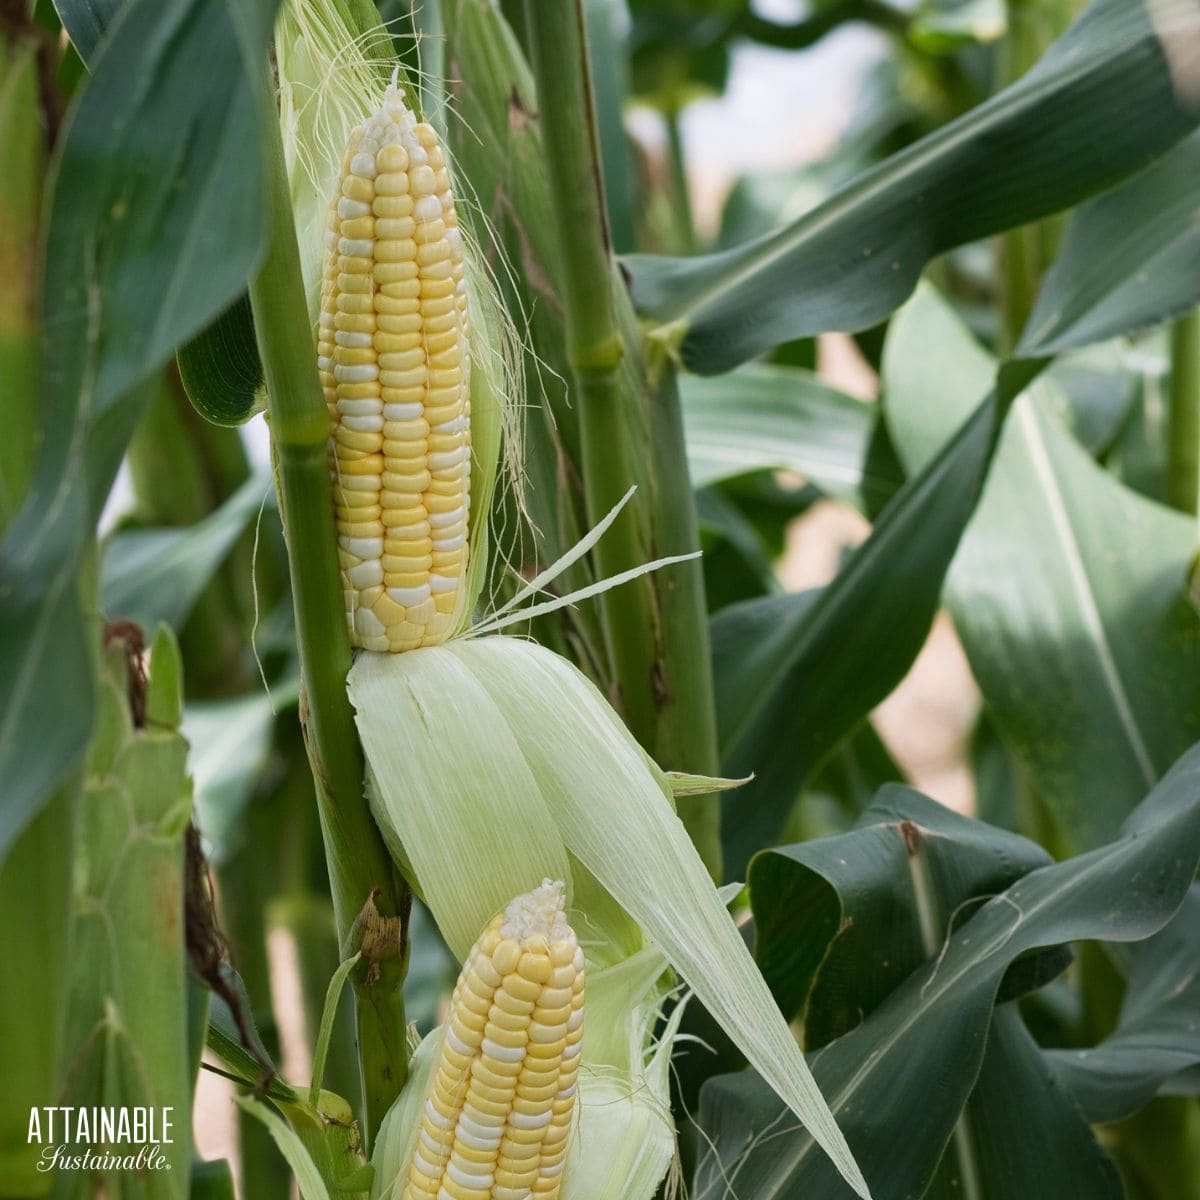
[1046,886,1200,1123]
[625,0,1200,374]
[1020,130,1200,356]
[101,471,273,633]
[885,283,1200,851]
[0,0,277,862]
[681,365,894,512]
[235,1098,333,1200]
[56,627,194,1196]
[711,379,1006,877]
[693,742,1200,1198]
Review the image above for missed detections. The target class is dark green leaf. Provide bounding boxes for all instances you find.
[1047,887,1200,1123]
[714,384,1009,877]
[626,0,1200,373]
[1021,131,1200,355]
[0,0,274,860]
[693,742,1200,1198]
[750,786,1055,1043]
[177,295,266,426]
[924,1004,1122,1200]
[53,0,126,62]
[886,285,1200,851]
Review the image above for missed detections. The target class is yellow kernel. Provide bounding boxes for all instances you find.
[372,193,413,218]
[375,293,420,315]
[335,313,375,333]
[340,215,375,240]
[415,218,446,244]
[383,571,429,589]
[341,175,373,202]
[381,279,422,300]
[374,171,410,197]
[339,382,382,400]
[411,164,437,195]
[422,299,458,323]
[377,217,416,240]
[335,428,383,453]
[378,312,422,335]
[377,142,409,173]
[336,452,383,476]
[375,238,417,264]
[373,260,418,284]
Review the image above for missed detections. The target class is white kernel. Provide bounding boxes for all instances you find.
[458,1108,505,1134]
[341,415,384,433]
[432,416,469,435]
[383,402,424,420]
[429,507,465,530]
[446,226,462,252]
[337,398,381,417]
[445,1027,472,1055]
[425,1100,452,1130]
[344,537,384,558]
[350,151,377,178]
[319,311,335,328]
[433,534,465,552]
[414,194,442,221]
[454,1124,503,1153]
[347,560,383,588]
[317,355,332,372]
[338,197,371,219]
[388,585,431,606]
[563,1040,581,1060]
[567,1008,584,1032]
[509,1109,552,1131]
[447,1162,492,1189]
[333,363,379,383]
[429,447,466,470]
[428,574,458,594]
[355,608,386,637]
[335,331,373,349]
[339,237,373,257]
[481,1037,525,1064]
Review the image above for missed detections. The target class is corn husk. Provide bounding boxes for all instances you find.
[349,637,871,1200]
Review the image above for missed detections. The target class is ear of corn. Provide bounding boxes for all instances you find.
[319,87,472,653]
[397,881,584,1200]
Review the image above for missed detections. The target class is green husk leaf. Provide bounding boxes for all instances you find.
[235,1097,333,1200]
[349,637,871,1199]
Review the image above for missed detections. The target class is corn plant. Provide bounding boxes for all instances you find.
[2,0,1200,1198]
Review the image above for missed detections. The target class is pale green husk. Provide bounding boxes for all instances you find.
[349,638,871,1200]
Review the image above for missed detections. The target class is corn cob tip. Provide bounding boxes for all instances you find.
[500,878,570,943]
